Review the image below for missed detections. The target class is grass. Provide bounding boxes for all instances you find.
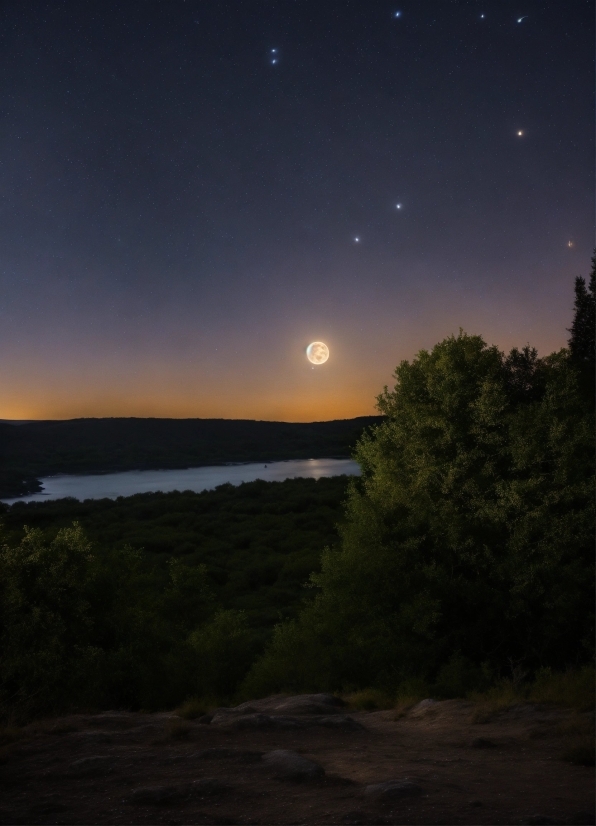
[343,689,395,711]
[342,686,428,718]
[469,666,595,723]
[529,666,595,711]
[175,697,214,720]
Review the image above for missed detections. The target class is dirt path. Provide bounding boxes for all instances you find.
[0,697,593,825]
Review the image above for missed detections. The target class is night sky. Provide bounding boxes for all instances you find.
[1,0,593,422]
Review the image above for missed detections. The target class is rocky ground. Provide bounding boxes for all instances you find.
[0,694,593,825]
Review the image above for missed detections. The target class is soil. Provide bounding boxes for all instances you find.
[0,696,593,825]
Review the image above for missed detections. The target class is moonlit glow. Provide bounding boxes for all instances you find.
[306,341,330,365]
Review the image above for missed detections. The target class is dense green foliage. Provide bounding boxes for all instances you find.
[245,331,594,697]
[567,254,595,403]
[1,476,348,630]
[0,477,349,720]
[0,416,381,497]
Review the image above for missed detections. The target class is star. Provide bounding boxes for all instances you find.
[354,236,360,243]
[567,240,574,248]
[517,15,528,23]
[393,11,402,18]
[480,14,485,19]
[271,59,278,64]
[395,203,403,210]
[517,130,524,136]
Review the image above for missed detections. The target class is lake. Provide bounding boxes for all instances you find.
[1,458,361,504]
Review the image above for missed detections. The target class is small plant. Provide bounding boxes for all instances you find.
[469,680,524,723]
[175,697,210,720]
[529,666,595,712]
[343,688,394,711]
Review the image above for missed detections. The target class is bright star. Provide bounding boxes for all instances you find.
[271,58,277,64]
[393,11,402,18]
[480,13,485,19]
[567,240,574,248]
[517,15,528,23]
[271,48,277,53]
[395,203,402,210]
[517,130,524,136]
[354,237,360,243]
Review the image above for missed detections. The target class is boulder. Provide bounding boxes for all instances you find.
[211,712,302,730]
[311,715,364,730]
[213,693,344,718]
[210,710,362,731]
[262,749,324,781]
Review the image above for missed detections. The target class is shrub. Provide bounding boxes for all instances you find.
[343,688,394,711]
[529,666,595,711]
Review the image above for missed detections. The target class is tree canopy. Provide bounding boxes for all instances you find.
[245,316,594,697]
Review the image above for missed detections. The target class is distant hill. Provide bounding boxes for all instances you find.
[0,416,382,498]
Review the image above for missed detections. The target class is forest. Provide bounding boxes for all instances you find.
[0,265,594,722]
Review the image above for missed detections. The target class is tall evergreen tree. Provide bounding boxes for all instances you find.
[567,253,595,400]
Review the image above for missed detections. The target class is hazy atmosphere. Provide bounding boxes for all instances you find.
[1,0,593,420]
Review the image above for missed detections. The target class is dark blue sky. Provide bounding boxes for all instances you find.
[1,0,593,420]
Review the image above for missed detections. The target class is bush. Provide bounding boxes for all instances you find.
[343,689,394,711]
[188,610,257,701]
[529,666,595,711]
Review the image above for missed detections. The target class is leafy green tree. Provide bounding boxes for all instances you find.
[245,331,594,697]
[0,524,99,719]
[188,609,256,700]
[0,523,216,719]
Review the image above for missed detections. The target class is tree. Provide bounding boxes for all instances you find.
[245,330,594,697]
[568,254,595,401]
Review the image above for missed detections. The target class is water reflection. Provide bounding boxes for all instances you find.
[2,458,361,504]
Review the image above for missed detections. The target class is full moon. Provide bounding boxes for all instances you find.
[306,341,329,365]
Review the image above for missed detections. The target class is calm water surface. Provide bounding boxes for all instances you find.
[2,458,361,504]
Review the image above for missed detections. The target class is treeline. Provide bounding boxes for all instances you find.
[0,476,350,720]
[0,416,381,498]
